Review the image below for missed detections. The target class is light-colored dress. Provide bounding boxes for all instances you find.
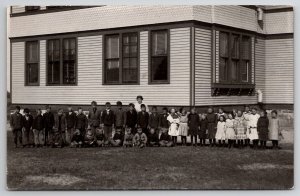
[167,114,180,136]
[235,116,247,139]
[134,102,149,112]
[269,118,280,140]
[178,115,189,136]
[243,112,251,139]
[225,119,236,140]
[248,114,260,140]
[215,121,226,140]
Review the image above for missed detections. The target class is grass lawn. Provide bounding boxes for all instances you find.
[7,132,294,190]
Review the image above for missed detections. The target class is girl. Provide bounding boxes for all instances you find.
[248,108,260,149]
[167,108,180,146]
[217,108,227,120]
[257,110,269,149]
[269,110,282,149]
[178,109,189,146]
[234,110,247,148]
[199,114,208,146]
[207,107,218,147]
[215,115,226,147]
[188,107,200,146]
[225,114,236,149]
[243,105,251,147]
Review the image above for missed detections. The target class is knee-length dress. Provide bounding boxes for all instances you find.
[225,119,236,140]
[269,118,280,140]
[257,116,269,141]
[234,116,247,139]
[188,113,200,136]
[243,112,251,139]
[178,115,189,136]
[215,121,226,140]
[167,114,180,136]
[207,113,217,139]
[248,114,260,140]
[199,119,208,139]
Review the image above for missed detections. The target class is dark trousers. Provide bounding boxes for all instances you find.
[13,129,22,147]
[199,138,206,145]
[44,127,52,146]
[190,135,197,145]
[103,125,112,140]
[260,140,267,148]
[181,136,187,145]
[209,138,216,146]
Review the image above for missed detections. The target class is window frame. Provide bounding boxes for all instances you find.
[25,40,40,86]
[149,29,170,84]
[103,32,140,85]
[46,37,78,86]
[218,30,252,85]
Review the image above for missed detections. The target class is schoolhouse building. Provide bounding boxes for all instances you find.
[9,5,294,110]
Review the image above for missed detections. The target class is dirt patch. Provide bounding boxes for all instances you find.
[25,174,84,186]
[238,163,293,170]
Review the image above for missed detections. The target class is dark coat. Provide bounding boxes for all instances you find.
[114,109,126,127]
[148,133,159,144]
[101,110,115,126]
[113,132,124,141]
[199,118,208,138]
[159,132,171,141]
[125,110,137,128]
[32,115,44,130]
[137,111,149,129]
[149,113,159,129]
[22,115,33,129]
[65,111,77,129]
[88,108,101,127]
[54,114,66,132]
[44,111,55,129]
[10,112,23,130]
[188,113,200,135]
[159,113,169,128]
[206,113,218,139]
[75,113,88,130]
[257,116,269,141]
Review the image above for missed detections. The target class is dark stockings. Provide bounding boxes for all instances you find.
[181,136,187,145]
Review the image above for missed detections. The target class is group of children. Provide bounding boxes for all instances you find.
[10,99,283,149]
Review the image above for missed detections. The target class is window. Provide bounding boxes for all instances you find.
[47,38,77,85]
[219,31,251,83]
[25,41,39,85]
[25,6,40,12]
[104,33,138,84]
[150,30,169,83]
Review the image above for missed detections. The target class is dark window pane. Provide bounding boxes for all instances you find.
[123,58,137,83]
[25,6,40,11]
[242,36,250,60]
[106,35,119,59]
[151,56,168,81]
[26,41,39,85]
[48,39,60,61]
[47,61,60,84]
[27,63,39,84]
[219,58,227,82]
[230,60,238,81]
[63,38,76,84]
[152,31,168,56]
[26,41,38,63]
[220,32,229,57]
[105,60,119,83]
[231,34,240,59]
[241,60,249,82]
[122,33,138,83]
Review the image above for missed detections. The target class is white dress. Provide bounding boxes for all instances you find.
[248,114,260,140]
[215,121,226,140]
[134,102,149,112]
[167,114,180,136]
[225,119,236,140]
[243,112,251,139]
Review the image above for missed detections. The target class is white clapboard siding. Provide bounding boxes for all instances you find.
[11,28,191,106]
[252,37,255,83]
[215,30,219,83]
[255,37,266,101]
[264,38,294,104]
[194,27,260,106]
[264,11,294,34]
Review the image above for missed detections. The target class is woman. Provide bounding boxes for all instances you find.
[134,95,149,112]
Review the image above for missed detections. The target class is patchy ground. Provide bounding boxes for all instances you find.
[7,132,293,190]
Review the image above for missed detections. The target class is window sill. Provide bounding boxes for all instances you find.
[211,83,255,96]
[148,81,170,85]
[25,84,40,87]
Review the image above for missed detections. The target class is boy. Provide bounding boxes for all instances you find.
[95,128,105,147]
[75,107,88,138]
[147,128,159,147]
[84,128,96,147]
[10,106,23,148]
[88,101,101,135]
[159,107,169,134]
[125,103,137,134]
[133,127,147,148]
[149,106,159,134]
[22,108,34,147]
[32,109,44,147]
[115,101,126,133]
[43,105,55,146]
[70,129,83,148]
[101,102,115,142]
[52,108,66,148]
[109,128,124,147]
[123,127,134,147]
[65,106,77,145]
[159,128,174,147]
[136,104,149,134]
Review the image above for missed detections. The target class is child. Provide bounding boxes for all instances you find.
[167,108,180,146]
[199,114,208,146]
[10,106,23,148]
[65,105,77,145]
[216,115,226,147]
[269,110,282,149]
[232,108,238,119]
[243,105,251,147]
[234,110,247,148]
[101,102,115,142]
[217,108,227,120]
[32,109,44,147]
[248,108,260,149]
[22,108,34,147]
[188,107,199,146]
[109,128,124,147]
[257,110,269,149]
[75,107,88,138]
[95,128,105,147]
[88,101,101,135]
[84,127,97,147]
[159,128,174,147]
[123,127,134,147]
[52,108,66,148]
[225,114,236,149]
[115,101,126,133]
[70,129,83,148]
[125,103,137,134]
[43,105,55,146]
[178,109,189,146]
[148,128,159,147]
[136,104,149,134]
[149,106,159,134]
[206,107,218,147]
[133,127,147,148]
[158,107,169,134]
